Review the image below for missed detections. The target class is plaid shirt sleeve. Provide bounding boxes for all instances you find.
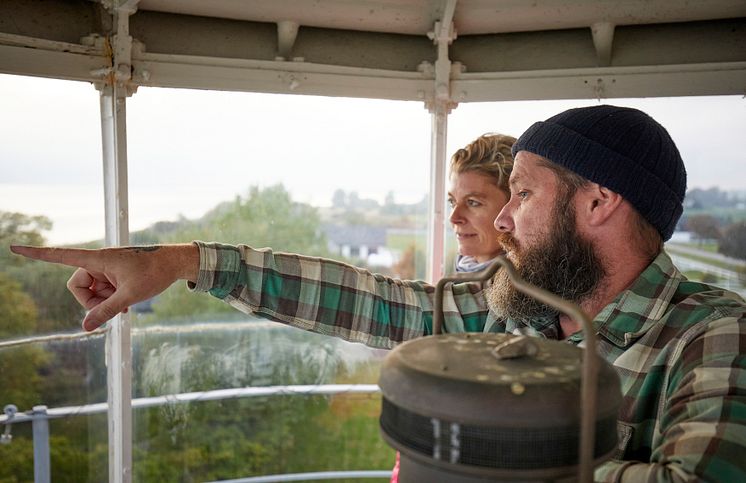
[189,241,492,348]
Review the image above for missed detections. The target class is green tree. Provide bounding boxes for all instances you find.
[686,214,721,243]
[0,211,102,482]
[0,273,38,339]
[0,435,105,483]
[12,263,84,333]
[384,191,395,207]
[719,221,746,261]
[332,189,347,208]
[0,211,83,332]
[0,211,51,269]
[147,185,330,322]
[0,272,50,409]
[158,184,328,254]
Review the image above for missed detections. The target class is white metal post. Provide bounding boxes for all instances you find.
[31,406,50,483]
[427,104,449,283]
[100,82,133,483]
[98,2,138,481]
[425,0,458,283]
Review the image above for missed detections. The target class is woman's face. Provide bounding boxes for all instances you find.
[448,170,509,263]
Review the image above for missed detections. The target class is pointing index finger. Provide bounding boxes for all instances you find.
[10,245,100,270]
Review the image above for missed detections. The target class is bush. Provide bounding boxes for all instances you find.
[719,221,746,261]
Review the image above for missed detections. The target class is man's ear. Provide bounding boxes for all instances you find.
[582,184,624,227]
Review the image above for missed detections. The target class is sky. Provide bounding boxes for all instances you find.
[1,73,745,244]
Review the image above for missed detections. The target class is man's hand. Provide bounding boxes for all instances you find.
[10,244,199,331]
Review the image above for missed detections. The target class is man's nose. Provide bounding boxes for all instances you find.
[494,205,513,232]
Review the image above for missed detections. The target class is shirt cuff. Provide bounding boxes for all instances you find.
[188,241,242,298]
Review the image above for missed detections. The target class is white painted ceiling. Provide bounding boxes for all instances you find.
[137,0,745,36]
[0,0,745,102]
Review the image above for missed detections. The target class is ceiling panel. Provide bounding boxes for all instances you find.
[0,0,744,102]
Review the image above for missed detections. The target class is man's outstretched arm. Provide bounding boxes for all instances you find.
[10,244,199,331]
[11,242,493,347]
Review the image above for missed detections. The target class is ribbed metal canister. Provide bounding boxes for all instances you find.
[379,333,621,482]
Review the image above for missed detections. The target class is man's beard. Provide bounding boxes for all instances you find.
[487,195,605,324]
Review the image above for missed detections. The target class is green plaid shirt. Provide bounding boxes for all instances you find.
[191,242,746,482]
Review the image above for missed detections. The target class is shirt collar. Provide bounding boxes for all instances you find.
[591,251,681,348]
[506,251,682,347]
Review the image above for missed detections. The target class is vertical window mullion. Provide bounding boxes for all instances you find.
[427,105,449,283]
[100,82,133,483]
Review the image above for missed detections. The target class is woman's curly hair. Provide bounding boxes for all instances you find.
[449,133,516,193]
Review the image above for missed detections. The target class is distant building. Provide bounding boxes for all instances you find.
[323,224,393,266]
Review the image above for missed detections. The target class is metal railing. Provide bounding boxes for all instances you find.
[208,470,393,482]
[1,384,383,483]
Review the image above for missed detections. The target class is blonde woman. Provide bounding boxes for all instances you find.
[448,133,516,273]
[389,133,518,482]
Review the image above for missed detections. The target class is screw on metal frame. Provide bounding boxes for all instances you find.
[1,404,17,444]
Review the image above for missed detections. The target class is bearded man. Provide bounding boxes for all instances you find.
[12,105,746,481]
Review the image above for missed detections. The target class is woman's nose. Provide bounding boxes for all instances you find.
[449,205,464,224]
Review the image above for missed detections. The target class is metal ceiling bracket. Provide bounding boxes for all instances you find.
[594,77,606,100]
[276,20,300,61]
[91,0,140,96]
[425,4,459,115]
[0,405,16,445]
[425,0,459,283]
[101,0,139,14]
[591,21,615,67]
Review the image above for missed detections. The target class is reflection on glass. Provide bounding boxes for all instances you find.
[130,320,391,479]
[0,74,108,481]
[4,72,743,482]
[126,88,427,479]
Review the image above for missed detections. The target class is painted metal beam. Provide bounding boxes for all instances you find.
[99,2,138,482]
[425,0,458,283]
[451,62,746,102]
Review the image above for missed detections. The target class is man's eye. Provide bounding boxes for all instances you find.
[467,199,481,207]
[447,199,455,207]
[517,191,529,200]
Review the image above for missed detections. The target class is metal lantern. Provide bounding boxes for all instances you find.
[379,257,622,482]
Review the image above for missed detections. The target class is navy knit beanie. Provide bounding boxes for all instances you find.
[512,105,687,241]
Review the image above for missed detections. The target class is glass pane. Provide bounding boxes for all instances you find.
[126,87,429,480]
[448,97,746,296]
[0,74,108,480]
